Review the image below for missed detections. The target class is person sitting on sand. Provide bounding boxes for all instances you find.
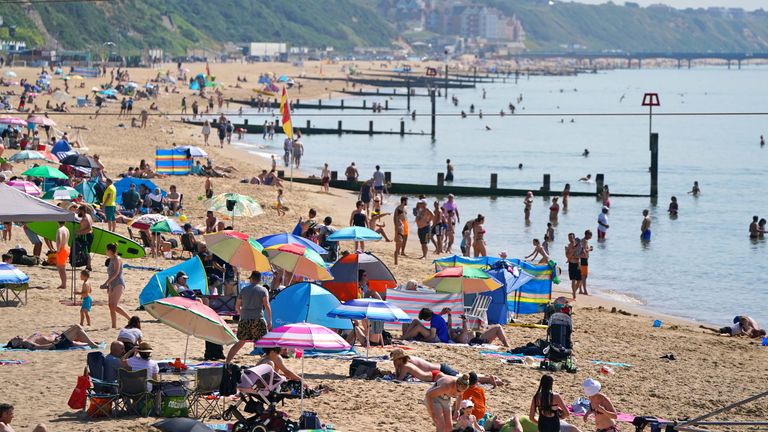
[426,373,472,432]
[389,349,503,386]
[447,311,510,347]
[5,325,99,350]
[701,316,765,338]
[257,347,302,382]
[117,316,143,351]
[0,403,48,432]
[582,378,617,432]
[402,308,451,343]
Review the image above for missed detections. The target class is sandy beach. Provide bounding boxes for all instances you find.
[0,62,765,432]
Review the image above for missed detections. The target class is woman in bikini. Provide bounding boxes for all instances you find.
[472,214,487,257]
[349,200,369,251]
[5,325,99,350]
[425,373,472,432]
[529,374,569,432]
[525,238,550,264]
[583,378,619,432]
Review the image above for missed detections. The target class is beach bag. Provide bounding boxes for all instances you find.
[46,251,56,266]
[159,381,189,417]
[8,248,27,264]
[204,341,224,360]
[70,236,88,267]
[219,363,241,396]
[67,374,90,410]
[299,411,322,429]
[349,359,379,380]
[86,397,113,418]
[382,330,393,346]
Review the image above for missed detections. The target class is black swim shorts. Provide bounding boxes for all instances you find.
[568,262,582,281]
[418,226,431,245]
[439,363,458,376]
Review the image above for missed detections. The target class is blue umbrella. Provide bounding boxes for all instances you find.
[328,226,382,242]
[176,145,208,158]
[327,298,410,357]
[256,232,328,255]
[0,263,29,284]
[271,282,352,330]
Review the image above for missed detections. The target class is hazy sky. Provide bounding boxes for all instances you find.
[570,0,764,10]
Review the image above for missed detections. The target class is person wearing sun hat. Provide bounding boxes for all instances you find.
[120,341,159,391]
[583,378,618,432]
[455,398,483,431]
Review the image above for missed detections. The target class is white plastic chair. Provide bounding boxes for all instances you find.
[464,295,492,331]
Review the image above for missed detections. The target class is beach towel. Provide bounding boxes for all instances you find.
[568,407,667,423]
[0,359,26,366]
[0,342,106,352]
[404,340,500,350]
[589,360,632,368]
[480,351,545,359]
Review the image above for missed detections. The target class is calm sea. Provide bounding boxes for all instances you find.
[229,67,768,326]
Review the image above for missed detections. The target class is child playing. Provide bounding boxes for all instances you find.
[80,270,92,326]
[276,189,285,216]
[455,399,483,432]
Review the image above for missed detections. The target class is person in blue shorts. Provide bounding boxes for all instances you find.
[640,209,652,242]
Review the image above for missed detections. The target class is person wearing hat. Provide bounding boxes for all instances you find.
[226,271,272,363]
[582,378,618,432]
[173,271,190,293]
[597,207,609,241]
[455,399,483,431]
[121,341,159,391]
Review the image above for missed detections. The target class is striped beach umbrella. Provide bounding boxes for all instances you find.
[266,243,332,281]
[149,218,184,235]
[423,266,502,294]
[26,115,56,127]
[0,116,28,126]
[130,214,167,230]
[204,230,270,272]
[0,263,29,285]
[207,192,263,217]
[327,226,383,242]
[327,298,410,358]
[256,232,328,255]
[8,150,58,163]
[6,180,41,196]
[42,186,79,200]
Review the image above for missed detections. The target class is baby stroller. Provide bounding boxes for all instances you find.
[222,364,300,432]
[540,312,577,373]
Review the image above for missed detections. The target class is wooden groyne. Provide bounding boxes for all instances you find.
[301,75,476,89]
[183,118,427,137]
[230,97,397,111]
[338,88,431,98]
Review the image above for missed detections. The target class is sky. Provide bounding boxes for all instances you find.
[569,0,764,10]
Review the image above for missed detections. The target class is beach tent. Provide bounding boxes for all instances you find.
[323,252,397,302]
[505,259,555,316]
[433,255,500,270]
[0,184,77,222]
[155,148,192,175]
[176,146,208,158]
[139,256,208,306]
[74,180,97,203]
[114,177,165,205]
[479,261,535,325]
[271,282,352,330]
[51,140,72,156]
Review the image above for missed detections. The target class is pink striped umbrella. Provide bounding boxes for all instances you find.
[6,180,42,197]
[0,116,28,126]
[26,115,56,127]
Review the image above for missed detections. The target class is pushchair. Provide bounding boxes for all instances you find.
[221,364,300,432]
[540,312,577,373]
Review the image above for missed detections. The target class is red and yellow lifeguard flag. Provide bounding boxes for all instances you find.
[280,86,293,140]
[205,62,211,78]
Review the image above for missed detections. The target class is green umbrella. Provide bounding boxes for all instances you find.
[42,186,79,200]
[21,166,68,180]
[206,193,264,217]
[149,219,184,234]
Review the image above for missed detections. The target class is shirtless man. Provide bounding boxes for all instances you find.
[76,205,93,271]
[579,231,593,295]
[749,216,759,239]
[205,211,218,233]
[0,404,47,432]
[579,174,592,183]
[582,379,618,432]
[415,200,434,259]
[389,349,502,386]
[565,233,581,299]
[431,201,446,254]
[55,221,70,290]
[393,197,408,265]
[640,210,652,242]
[345,162,358,182]
[702,316,765,338]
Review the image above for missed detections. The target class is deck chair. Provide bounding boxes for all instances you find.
[188,367,224,419]
[464,295,492,331]
[180,233,197,258]
[84,352,119,418]
[117,368,153,417]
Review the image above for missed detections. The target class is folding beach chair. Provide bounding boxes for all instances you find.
[0,283,28,306]
[117,368,153,416]
[84,352,119,419]
[464,295,492,331]
[187,367,224,420]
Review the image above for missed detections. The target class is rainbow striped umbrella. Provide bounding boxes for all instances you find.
[266,243,332,281]
[423,266,502,294]
[204,230,270,272]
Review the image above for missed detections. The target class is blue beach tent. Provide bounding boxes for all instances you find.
[114,177,164,205]
[271,282,352,330]
[139,257,208,306]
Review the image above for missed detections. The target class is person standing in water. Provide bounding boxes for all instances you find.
[597,207,609,241]
[668,196,678,217]
[761,135,765,147]
[445,159,454,182]
[688,181,700,196]
[562,184,571,210]
[640,210,652,242]
[524,191,534,222]
[579,230,593,296]
[549,197,560,223]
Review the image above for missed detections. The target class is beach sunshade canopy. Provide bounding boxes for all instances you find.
[424,266,502,293]
[130,214,167,230]
[52,91,70,103]
[26,115,56,127]
[5,180,42,197]
[0,263,29,285]
[327,226,383,242]
[145,296,237,346]
[0,184,77,222]
[114,177,164,205]
[271,282,352,330]
[74,180,97,203]
[152,418,212,432]
[58,153,99,168]
[324,252,397,302]
[139,257,208,306]
[149,218,183,234]
[433,254,501,270]
[3,70,16,78]
[207,193,263,217]
[204,230,270,272]
[0,116,28,126]
[21,165,68,180]
[176,145,208,158]
[254,322,350,351]
[266,243,333,281]
[8,150,58,163]
[256,232,327,255]
[327,298,411,323]
[42,186,79,200]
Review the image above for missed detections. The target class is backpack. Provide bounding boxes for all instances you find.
[70,236,88,268]
[8,248,27,264]
[349,359,380,380]
[299,411,322,429]
[219,363,241,396]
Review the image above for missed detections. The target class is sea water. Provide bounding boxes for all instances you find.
[230,67,768,326]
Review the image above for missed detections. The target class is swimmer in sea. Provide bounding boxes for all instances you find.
[579,174,592,183]
[668,196,678,217]
[688,181,700,196]
[582,148,589,157]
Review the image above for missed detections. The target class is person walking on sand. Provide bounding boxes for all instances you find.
[394,197,409,265]
[102,178,117,233]
[180,96,187,114]
[443,194,460,252]
[596,207,609,241]
[201,120,211,146]
[320,163,330,193]
[226,271,272,364]
[524,191,534,222]
[425,373,472,432]
[275,189,285,216]
[579,230,593,296]
[640,210,652,242]
[582,378,618,432]
[55,221,69,290]
[102,243,131,328]
[415,200,434,260]
[372,165,386,202]
[565,233,581,299]
[529,374,569,432]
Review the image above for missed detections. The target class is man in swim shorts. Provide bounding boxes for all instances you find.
[579,230,593,296]
[415,200,433,259]
[565,233,581,299]
[55,221,70,290]
[640,209,652,242]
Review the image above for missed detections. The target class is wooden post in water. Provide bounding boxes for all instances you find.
[542,174,551,194]
[406,79,411,111]
[306,120,311,130]
[363,100,367,108]
[430,89,436,139]
[340,99,344,109]
[437,172,445,186]
[337,120,342,135]
[400,120,405,136]
[595,174,605,197]
[385,100,388,110]
[318,99,322,107]
[368,121,374,135]
[650,133,659,198]
[444,64,449,99]
[385,171,392,184]
[490,173,498,190]
[473,66,477,85]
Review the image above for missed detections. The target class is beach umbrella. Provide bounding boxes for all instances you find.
[68,75,84,81]
[144,296,237,363]
[57,153,99,169]
[423,266,502,294]
[152,418,211,432]
[327,298,410,358]
[149,218,183,235]
[0,116,28,126]
[265,243,332,281]
[327,226,383,242]
[0,263,29,285]
[6,180,41,196]
[26,115,56,127]
[98,88,117,97]
[254,322,350,412]
[204,230,270,272]
[42,186,79,200]
[52,91,70,103]
[176,145,208,158]
[8,150,58,163]
[206,193,263,218]
[21,165,68,180]
[324,252,397,302]
[271,282,352,330]
[3,70,16,78]
[126,82,139,88]
[130,214,167,230]
[255,232,327,256]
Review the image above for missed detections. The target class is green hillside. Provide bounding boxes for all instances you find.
[0,0,396,54]
[484,0,768,52]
